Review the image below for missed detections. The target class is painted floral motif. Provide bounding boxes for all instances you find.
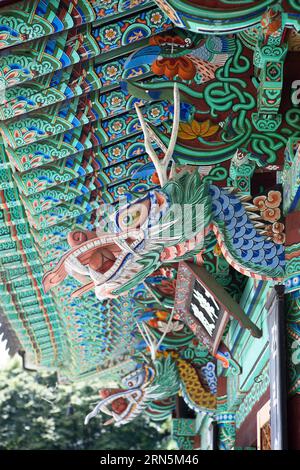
[112,146,122,157]
[106,65,119,78]
[150,12,163,25]
[0,65,32,88]
[178,120,219,140]
[150,107,160,118]
[111,120,124,132]
[94,7,171,52]
[13,126,49,146]
[112,166,123,176]
[110,95,123,108]
[0,29,28,49]
[104,27,118,42]
[117,186,126,195]
[152,0,184,27]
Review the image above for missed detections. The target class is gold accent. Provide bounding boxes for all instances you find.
[287,29,300,51]
[176,358,216,410]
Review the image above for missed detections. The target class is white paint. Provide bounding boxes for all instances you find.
[0,330,9,369]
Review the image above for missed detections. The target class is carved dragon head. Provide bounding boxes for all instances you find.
[84,348,218,427]
[42,169,212,300]
[84,354,184,427]
[85,364,158,427]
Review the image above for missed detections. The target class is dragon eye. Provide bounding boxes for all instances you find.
[123,215,133,225]
[118,202,149,231]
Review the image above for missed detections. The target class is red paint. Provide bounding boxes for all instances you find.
[287,395,300,450]
[236,388,270,448]
[286,211,300,246]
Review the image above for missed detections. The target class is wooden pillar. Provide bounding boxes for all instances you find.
[216,376,236,450]
[286,293,300,450]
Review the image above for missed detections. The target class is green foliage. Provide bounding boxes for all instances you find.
[0,358,169,450]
